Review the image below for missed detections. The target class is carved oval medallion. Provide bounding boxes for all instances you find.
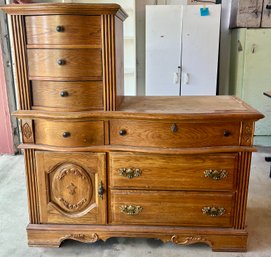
[50,163,93,215]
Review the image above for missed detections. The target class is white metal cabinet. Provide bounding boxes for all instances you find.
[146,4,221,96]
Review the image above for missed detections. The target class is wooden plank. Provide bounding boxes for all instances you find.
[230,0,264,28]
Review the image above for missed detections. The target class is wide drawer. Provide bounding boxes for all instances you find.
[35,120,104,147]
[28,49,102,79]
[110,190,233,227]
[110,120,241,148]
[25,15,101,46]
[31,81,104,111]
[109,153,237,191]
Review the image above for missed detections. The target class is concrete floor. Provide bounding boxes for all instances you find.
[0,152,271,257]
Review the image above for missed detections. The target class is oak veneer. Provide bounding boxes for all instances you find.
[25,15,101,46]
[31,81,104,111]
[1,3,264,252]
[109,152,237,191]
[28,49,102,79]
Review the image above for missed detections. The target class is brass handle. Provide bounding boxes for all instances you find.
[62,132,71,138]
[202,206,225,217]
[119,129,127,136]
[60,91,69,97]
[119,168,142,179]
[171,123,178,133]
[57,59,66,65]
[204,169,228,180]
[56,25,64,32]
[98,181,105,199]
[120,205,143,215]
[223,130,231,137]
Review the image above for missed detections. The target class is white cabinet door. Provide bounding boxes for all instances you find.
[145,4,221,96]
[146,5,183,96]
[181,5,221,96]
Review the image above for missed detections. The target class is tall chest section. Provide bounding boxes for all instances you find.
[8,4,127,112]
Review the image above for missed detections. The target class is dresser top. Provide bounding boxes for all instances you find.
[0,3,127,20]
[14,96,264,122]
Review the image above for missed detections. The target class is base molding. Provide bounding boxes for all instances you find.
[27,224,248,252]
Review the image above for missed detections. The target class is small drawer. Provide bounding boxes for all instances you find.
[27,49,102,79]
[110,120,240,148]
[34,120,104,147]
[109,153,237,191]
[110,190,233,227]
[31,81,104,111]
[25,15,101,46]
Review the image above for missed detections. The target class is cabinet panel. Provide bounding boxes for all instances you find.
[110,190,233,227]
[25,15,101,46]
[28,49,102,79]
[110,120,240,148]
[109,152,237,191]
[31,81,104,111]
[36,152,106,224]
[231,29,271,136]
[35,120,104,147]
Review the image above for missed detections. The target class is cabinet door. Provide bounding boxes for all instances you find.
[36,152,106,224]
[242,29,271,136]
[146,5,183,96]
[181,5,221,96]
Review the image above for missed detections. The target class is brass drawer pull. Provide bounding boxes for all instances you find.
[120,205,143,215]
[119,168,142,179]
[223,130,231,137]
[204,169,228,180]
[57,59,66,65]
[56,25,65,32]
[60,91,69,97]
[119,129,127,136]
[62,132,71,138]
[202,206,225,217]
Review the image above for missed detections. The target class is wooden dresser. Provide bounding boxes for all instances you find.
[1,3,264,252]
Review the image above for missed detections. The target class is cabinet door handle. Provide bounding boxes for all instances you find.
[119,168,142,179]
[223,130,231,137]
[120,205,143,215]
[171,123,178,133]
[204,169,228,180]
[56,25,65,32]
[60,91,69,97]
[62,132,71,138]
[119,129,127,136]
[57,59,66,65]
[202,206,225,217]
[98,181,105,199]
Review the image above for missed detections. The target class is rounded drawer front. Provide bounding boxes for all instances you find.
[27,49,102,79]
[25,15,101,46]
[31,81,104,111]
[109,153,237,191]
[110,120,241,148]
[35,120,104,147]
[110,190,233,227]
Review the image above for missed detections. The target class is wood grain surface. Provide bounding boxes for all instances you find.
[26,15,101,46]
[110,190,233,227]
[1,3,128,21]
[27,49,102,79]
[35,120,104,147]
[109,152,237,191]
[110,120,241,148]
[31,81,104,111]
[36,152,106,224]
